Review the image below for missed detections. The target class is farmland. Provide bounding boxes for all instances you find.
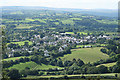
[2,7,119,79]
[60,47,109,63]
[23,73,118,80]
[9,61,62,70]
[3,56,31,61]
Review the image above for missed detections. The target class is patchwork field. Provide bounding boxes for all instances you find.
[60,47,109,63]
[9,61,62,70]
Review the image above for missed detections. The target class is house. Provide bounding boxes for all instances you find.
[62,45,67,49]
[59,47,63,52]
[84,45,92,48]
[44,50,50,57]
[8,53,14,57]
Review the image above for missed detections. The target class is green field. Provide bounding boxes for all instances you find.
[96,62,116,67]
[49,28,56,29]
[23,73,117,79]
[76,44,106,48]
[9,61,62,70]
[54,22,59,25]
[70,18,82,20]
[60,47,109,63]
[65,32,74,34]
[105,32,118,35]
[95,19,118,25]
[7,40,33,46]
[61,19,75,25]
[76,45,95,48]
[3,56,32,61]
[34,19,46,23]
[77,32,91,35]
[25,18,35,21]
[10,11,24,14]
[16,25,34,29]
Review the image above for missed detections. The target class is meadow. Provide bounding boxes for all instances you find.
[8,61,62,70]
[60,47,109,63]
[65,32,74,34]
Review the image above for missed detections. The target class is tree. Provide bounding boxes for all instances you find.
[97,65,109,73]
[57,60,64,67]
[24,42,29,47]
[77,59,84,67]
[2,69,9,80]
[87,66,98,74]
[8,69,21,79]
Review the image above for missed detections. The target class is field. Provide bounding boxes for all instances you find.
[7,40,33,46]
[3,56,32,61]
[95,19,118,25]
[25,18,35,21]
[34,19,46,23]
[49,28,56,29]
[65,32,74,34]
[70,18,82,20]
[76,44,106,48]
[76,45,95,48]
[9,61,62,70]
[96,62,116,67]
[77,32,89,35]
[23,73,118,79]
[60,47,109,63]
[61,19,75,25]
[10,11,24,14]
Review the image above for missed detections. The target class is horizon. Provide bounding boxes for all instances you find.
[1,0,119,9]
[1,6,118,10]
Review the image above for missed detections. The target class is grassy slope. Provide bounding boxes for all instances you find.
[60,47,109,63]
[9,61,62,70]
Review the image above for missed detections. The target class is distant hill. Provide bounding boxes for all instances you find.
[2,6,118,17]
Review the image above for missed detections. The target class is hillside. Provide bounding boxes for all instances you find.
[60,47,109,63]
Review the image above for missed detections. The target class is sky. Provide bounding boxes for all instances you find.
[0,0,119,9]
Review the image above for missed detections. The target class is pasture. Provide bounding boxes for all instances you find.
[9,61,62,70]
[65,32,74,34]
[60,47,109,63]
[3,56,32,61]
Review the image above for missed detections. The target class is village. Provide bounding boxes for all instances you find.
[6,31,113,58]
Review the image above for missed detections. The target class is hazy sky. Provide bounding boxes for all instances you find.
[1,0,119,9]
